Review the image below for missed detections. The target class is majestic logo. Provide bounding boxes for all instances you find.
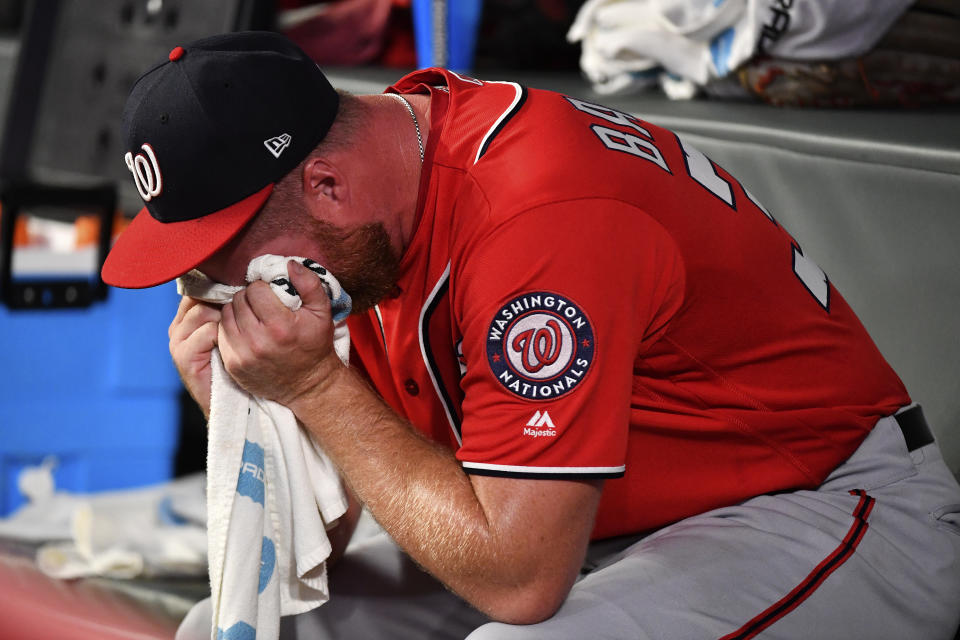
[526,410,556,429]
[264,133,292,158]
[523,410,558,438]
[487,291,595,400]
[124,143,163,202]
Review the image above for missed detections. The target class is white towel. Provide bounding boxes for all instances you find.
[567,0,914,96]
[175,255,351,640]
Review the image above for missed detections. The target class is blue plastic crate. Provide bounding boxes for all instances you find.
[0,280,182,516]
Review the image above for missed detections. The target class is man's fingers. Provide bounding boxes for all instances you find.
[245,280,288,322]
[218,301,247,368]
[220,297,240,340]
[178,319,219,358]
[170,295,204,338]
[288,260,331,315]
[171,295,195,331]
[216,321,233,368]
[170,299,222,345]
[230,288,261,336]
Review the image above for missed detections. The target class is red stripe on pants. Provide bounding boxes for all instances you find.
[719,490,875,640]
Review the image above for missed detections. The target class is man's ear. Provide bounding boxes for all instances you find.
[301,156,347,221]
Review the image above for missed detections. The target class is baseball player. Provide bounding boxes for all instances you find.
[104,32,960,638]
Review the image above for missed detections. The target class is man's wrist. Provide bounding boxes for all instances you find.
[287,357,352,416]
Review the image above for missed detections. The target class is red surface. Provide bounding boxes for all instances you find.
[0,554,180,640]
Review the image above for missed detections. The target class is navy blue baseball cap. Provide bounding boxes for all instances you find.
[102,31,339,288]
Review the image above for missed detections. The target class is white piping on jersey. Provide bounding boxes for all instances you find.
[373,304,391,366]
[447,70,483,86]
[418,261,462,446]
[474,81,524,166]
[461,461,626,475]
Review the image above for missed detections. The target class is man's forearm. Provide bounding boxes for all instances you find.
[290,366,509,605]
[289,365,586,622]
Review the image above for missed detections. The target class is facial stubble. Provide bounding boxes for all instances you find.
[314,220,401,314]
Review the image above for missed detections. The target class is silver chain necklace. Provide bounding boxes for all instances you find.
[388,93,424,163]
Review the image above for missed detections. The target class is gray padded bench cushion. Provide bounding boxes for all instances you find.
[327,68,960,476]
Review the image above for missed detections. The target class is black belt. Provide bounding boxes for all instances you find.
[894,405,935,452]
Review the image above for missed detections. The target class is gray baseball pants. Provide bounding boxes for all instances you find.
[283,409,960,639]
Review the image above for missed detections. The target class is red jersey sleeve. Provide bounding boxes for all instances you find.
[452,196,685,478]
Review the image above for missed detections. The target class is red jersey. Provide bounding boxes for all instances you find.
[346,69,910,539]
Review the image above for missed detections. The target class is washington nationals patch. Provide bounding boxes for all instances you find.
[486,291,595,400]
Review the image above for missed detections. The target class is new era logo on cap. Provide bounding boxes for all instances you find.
[264,133,292,158]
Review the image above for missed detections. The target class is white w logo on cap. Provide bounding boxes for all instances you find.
[125,143,163,202]
[264,133,292,158]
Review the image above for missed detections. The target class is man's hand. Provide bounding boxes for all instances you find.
[169,296,222,418]
[218,260,344,405]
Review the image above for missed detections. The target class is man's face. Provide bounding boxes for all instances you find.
[197,215,400,314]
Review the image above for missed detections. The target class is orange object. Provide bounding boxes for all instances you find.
[75,214,100,248]
[0,207,33,247]
[75,212,130,248]
[2,207,129,249]
[13,215,30,247]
